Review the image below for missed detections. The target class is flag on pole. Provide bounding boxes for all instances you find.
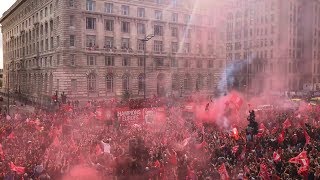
[258,163,270,180]
[282,119,292,129]
[232,145,239,154]
[304,131,311,144]
[9,162,25,175]
[218,163,230,180]
[273,151,281,162]
[277,131,285,144]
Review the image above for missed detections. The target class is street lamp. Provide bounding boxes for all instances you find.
[7,62,14,116]
[141,34,155,100]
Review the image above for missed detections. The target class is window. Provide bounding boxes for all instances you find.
[138,74,145,93]
[155,58,164,66]
[86,0,95,11]
[69,0,74,7]
[87,55,96,65]
[185,29,191,38]
[40,10,43,19]
[121,5,129,15]
[184,74,191,90]
[86,17,96,29]
[70,54,75,65]
[86,35,96,47]
[172,74,179,90]
[208,31,214,40]
[122,57,130,66]
[196,75,203,90]
[105,19,114,31]
[185,14,190,23]
[50,4,53,14]
[208,60,213,68]
[88,73,96,92]
[105,56,114,66]
[137,23,145,34]
[121,38,130,49]
[70,35,75,46]
[155,10,163,20]
[122,75,129,91]
[138,57,145,66]
[171,27,178,37]
[172,13,178,22]
[106,74,114,92]
[208,45,214,54]
[70,15,75,26]
[71,79,77,93]
[183,43,190,53]
[57,54,60,65]
[137,40,145,51]
[105,3,113,13]
[172,42,178,53]
[137,8,145,18]
[154,40,163,52]
[105,37,114,48]
[207,74,213,89]
[154,25,163,36]
[155,0,162,4]
[121,21,130,33]
[171,58,177,67]
[50,37,53,49]
[45,7,48,17]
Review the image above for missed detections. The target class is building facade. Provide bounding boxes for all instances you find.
[0,0,225,103]
[224,0,320,94]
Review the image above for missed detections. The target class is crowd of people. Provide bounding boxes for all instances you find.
[0,93,319,180]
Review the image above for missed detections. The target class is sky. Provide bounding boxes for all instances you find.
[0,0,16,69]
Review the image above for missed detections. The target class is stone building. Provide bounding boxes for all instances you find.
[0,0,225,103]
[224,0,320,94]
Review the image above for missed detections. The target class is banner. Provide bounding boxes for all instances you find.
[117,109,143,123]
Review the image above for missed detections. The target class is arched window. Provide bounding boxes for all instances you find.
[184,74,191,91]
[48,74,53,95]
[44,74,48,94]
[172,74,179,91]
[106,74,113,93]
[88,73,96,92]
[122,74,129,91]
[196,74,203,91]
[207,74,213,89]
[138,74,145,94]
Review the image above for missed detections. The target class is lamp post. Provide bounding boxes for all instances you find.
[7,63,14,115]
[141,34,155,100]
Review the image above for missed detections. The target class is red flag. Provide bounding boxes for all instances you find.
[273,151,281,162]
[232,145,239,154]
[277,131,285,144]
[0,144,4,158]
[154,160,161,168]
[229,93,243,110]
[231,128,240,140]
[289,150,310,176]
[258,163,270,180]
[271,127,278,134]
[95,144,103,155]
[9,162,25,175]
[52,136,60,147]
[7,132,15,139]
[257,123,267,137]
[304,131,311,144]
[282,119,292,129]
[289,150,309,164]
[195,140,207,149]
[169,153,177,165]
[218,163,229,180]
